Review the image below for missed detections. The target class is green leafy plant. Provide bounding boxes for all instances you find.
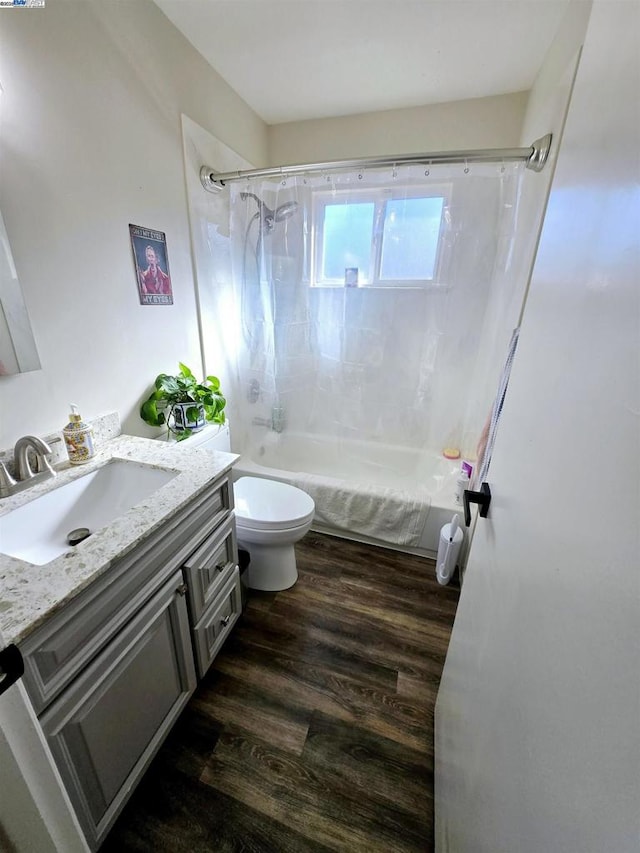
[140,362,226,441]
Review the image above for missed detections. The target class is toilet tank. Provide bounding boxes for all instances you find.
[166,423,231,454]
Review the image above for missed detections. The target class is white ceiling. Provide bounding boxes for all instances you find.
[154,0,569,125]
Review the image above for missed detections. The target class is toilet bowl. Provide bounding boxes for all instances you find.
[170,425,315,591]
[233,477,315,591]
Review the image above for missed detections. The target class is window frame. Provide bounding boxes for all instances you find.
[310,183,450,289]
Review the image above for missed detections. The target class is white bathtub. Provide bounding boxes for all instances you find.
[232,430,466,557]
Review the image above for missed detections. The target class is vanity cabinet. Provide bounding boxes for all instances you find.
[39,570,195,845]
[18,472,240,851]
[21,477,232,715]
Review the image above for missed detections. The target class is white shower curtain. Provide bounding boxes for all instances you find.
[207,160,525,469]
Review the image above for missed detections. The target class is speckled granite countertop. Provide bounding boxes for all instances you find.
[0,435,238,647]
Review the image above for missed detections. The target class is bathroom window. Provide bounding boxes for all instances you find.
[311,187,447,288]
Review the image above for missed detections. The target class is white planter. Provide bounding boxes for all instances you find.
[172,402,205,432]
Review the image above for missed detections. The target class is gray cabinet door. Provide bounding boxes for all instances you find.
[40,570,196,851]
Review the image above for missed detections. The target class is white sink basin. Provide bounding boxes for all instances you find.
[0,460,177,565]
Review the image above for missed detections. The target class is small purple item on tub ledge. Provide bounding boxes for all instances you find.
[461,460,474,479]
[454,468,470,506]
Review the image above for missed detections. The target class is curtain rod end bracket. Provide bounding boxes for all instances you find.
[527,133,553,172]
[200,166,225,193]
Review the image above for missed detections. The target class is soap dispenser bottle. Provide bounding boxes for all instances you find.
[63,404,95,465]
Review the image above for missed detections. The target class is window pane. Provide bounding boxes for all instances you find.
[322,202,374,282]
[380,197,444,280]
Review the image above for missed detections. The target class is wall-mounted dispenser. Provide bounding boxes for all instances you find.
[436,514,463,586]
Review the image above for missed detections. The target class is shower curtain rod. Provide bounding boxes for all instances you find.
[200,133,552,193]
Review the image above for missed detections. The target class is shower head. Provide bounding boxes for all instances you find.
[240,191,299,233]
[274,201,299,222]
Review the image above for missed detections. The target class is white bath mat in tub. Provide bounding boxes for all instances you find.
[293,474,430,547]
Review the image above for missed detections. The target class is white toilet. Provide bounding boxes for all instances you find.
[233,476,315,591]
[174,424,315,591]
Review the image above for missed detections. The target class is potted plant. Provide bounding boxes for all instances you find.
[140,362,226,441]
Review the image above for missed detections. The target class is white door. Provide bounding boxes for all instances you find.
[435,3,640,852]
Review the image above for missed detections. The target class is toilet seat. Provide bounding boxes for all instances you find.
[234,477,315,531]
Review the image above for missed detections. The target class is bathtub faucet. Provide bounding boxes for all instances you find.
[272,406,286,433]
[252,406,286,433]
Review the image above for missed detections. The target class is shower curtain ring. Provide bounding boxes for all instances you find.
[464,159,470,174]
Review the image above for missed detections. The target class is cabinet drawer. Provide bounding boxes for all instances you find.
[183,514,238,623]
[21,477,231,715]
[39,569,196,850]
[192,567,242,678]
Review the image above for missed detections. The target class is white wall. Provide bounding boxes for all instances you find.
[268,91,529,165]
[0,0,267,448]
[462,0,592,458]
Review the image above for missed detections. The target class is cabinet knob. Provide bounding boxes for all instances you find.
[221,614,231,627]
[216,563,226,573]
[176,583,188,597]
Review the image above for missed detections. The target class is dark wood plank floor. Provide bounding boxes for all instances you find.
[102,532,459,852]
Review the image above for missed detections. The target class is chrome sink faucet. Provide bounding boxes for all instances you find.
[0,436,56,498]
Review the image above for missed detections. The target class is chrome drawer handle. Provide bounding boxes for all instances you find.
[220,615,231,627]
[216,563,226,573]
[176,583,188,597]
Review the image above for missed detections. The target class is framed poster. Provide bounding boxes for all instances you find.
[129,224,173,305]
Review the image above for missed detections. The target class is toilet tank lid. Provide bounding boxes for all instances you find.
[172,423,230,451]
[234,477,315,528]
